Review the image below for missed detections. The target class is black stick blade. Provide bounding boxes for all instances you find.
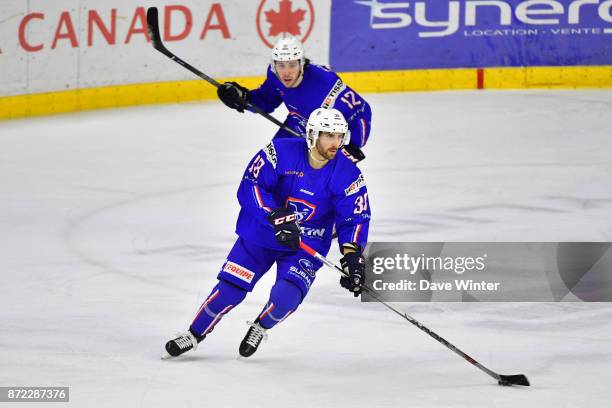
[499,374,530,387]
[146,7,164,51]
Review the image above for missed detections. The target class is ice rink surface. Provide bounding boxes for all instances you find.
[1,90,612,407]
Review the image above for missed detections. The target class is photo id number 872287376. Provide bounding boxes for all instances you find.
[0,387,69,402]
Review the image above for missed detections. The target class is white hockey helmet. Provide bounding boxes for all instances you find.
[306,108,349,150]
[271,36,305,74]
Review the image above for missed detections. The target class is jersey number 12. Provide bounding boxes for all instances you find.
[341,91,362,109]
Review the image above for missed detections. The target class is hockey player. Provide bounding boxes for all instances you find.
[165,108,371,358]
[216,36,372,154]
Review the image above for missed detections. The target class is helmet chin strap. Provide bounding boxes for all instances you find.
[310,150,329,163]
[309,138,329,163]
[309,148,328,163]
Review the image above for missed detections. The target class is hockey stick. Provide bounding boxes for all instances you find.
[299,241,531,387]
[145,7,365,164]
[146,7,299,137]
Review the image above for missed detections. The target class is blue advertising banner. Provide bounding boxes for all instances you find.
[330,0,612,71]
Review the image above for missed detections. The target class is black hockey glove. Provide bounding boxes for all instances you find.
[341,144,366,164]
[268,207,301,251]
[217,81,249,113]
[339,243,366,297]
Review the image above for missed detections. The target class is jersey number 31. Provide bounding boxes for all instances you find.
[354,193,369,214]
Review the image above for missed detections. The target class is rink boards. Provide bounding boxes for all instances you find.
[1,0,612,119]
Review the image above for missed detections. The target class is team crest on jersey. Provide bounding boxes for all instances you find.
[286,197,316,222]
[344,174,365,196]
[299,259,317,277]
[321,79,346,109]
[264,142,278,169]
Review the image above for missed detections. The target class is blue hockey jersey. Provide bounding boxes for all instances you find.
[235,138,371,256]
[249,64,372,148]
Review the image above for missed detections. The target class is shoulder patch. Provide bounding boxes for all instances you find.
[264,141,278,169]
[321,79,346,109]
[344,174,365,196]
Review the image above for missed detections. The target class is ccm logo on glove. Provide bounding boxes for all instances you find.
[272,213,298,225]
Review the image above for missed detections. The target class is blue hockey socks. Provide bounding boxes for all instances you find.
[190,279,248,337]
[257,279,303,329]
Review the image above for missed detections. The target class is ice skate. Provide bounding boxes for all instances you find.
[239,320,268,358]
[163,329,204,359]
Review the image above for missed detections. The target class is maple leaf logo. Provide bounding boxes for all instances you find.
[265,0,306,37]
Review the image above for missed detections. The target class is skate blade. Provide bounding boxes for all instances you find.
[161,353,174,360]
